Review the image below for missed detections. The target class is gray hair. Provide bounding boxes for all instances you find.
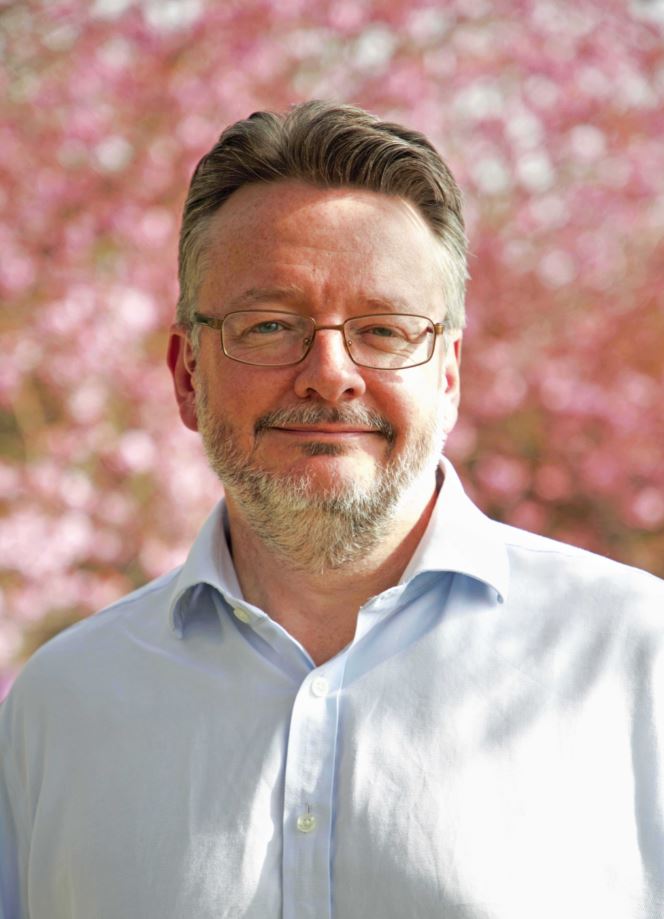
[177,100,467,337]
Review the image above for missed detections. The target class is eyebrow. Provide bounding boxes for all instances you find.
[225,286,307,311]
[224,287,417,315]
[361,295,415,313]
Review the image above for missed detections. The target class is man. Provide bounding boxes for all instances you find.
[1,101,663,919]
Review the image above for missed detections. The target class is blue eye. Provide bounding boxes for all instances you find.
[356,324,407,340]
[250,321,286,334]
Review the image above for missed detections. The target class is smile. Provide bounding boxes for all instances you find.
[253,406,396,445]
[269,426,381,438]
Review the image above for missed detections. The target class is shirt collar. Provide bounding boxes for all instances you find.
[400,458,509,603]
[169,458,509,634]
[169,502,244,636]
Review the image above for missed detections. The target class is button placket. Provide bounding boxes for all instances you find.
[233,606,251,624]
[282,665,344,919]
[311,676,329,698]
[296,811,317,833]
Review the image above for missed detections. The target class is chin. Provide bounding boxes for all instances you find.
[284,453,380,495]
[291,454,358,479]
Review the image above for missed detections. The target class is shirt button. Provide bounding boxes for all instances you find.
[311,676,329,697]
[296,813,317,833]
[233,607,251,624]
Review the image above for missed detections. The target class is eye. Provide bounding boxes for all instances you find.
[367,325,401,338]
[356,323,408,340]
[240,318,298,338]
[250,320,286,334]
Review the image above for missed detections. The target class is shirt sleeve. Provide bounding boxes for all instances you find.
[0,693,25,919]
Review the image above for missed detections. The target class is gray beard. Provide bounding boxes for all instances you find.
[196,388,445,574]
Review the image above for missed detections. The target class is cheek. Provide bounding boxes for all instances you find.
[208,367,292,427]
[395,386,451,443]
[378,372,441,424]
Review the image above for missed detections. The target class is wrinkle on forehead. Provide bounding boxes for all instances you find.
[207,179,435,251]
[197,180,448,317]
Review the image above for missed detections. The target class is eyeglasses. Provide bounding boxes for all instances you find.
[192,310,448,370]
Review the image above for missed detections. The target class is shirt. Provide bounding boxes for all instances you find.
[2,459,664,919]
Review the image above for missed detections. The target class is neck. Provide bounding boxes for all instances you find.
[224,469,440,665]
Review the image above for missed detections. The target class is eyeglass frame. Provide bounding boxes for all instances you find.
[191,309,450,370]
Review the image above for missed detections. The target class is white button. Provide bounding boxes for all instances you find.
[296,813,317,833]
[311,677,329,698]
[233,607,250,624]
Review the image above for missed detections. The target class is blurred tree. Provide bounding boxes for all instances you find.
[1,0,663,690]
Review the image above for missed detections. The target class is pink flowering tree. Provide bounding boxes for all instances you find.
[1,0,663,693]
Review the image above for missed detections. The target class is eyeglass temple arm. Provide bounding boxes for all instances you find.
[193,314,223,330]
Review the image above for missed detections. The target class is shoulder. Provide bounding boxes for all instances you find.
[3,566,183,715]
[497,518,662,582]
[42,564,181,648]
[495,520,664,624]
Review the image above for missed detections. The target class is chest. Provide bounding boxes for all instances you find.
[28,624,661,919]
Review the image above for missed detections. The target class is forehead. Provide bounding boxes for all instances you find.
[197,180,445,310]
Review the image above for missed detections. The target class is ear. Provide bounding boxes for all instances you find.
[167,325,199,432]
[441,333,462,434]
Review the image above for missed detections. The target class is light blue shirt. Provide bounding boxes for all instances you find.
[2,460,664,919]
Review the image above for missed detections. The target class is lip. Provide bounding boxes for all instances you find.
[269,425,380,437]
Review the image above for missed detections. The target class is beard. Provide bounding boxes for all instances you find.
[195,384,446,574]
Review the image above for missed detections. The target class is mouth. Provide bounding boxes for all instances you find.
[270,425,380,438]
[255,408,395,444]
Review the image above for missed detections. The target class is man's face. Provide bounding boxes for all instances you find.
[168,180,461,563]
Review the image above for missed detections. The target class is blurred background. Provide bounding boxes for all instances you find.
[1,0,663,695]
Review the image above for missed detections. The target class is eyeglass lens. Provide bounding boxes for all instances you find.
[221,311,435,368]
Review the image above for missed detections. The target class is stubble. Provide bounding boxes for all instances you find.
[196,385,445,574]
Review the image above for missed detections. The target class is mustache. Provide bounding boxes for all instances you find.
[254,405,395,443]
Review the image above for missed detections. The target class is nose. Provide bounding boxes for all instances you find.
[292,327,367,402]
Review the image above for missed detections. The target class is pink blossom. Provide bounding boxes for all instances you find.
[2,0,663,687]
[628,489,664,530]
[534,465,572,502]
[475,456,530,500]
[114,429,157,473]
